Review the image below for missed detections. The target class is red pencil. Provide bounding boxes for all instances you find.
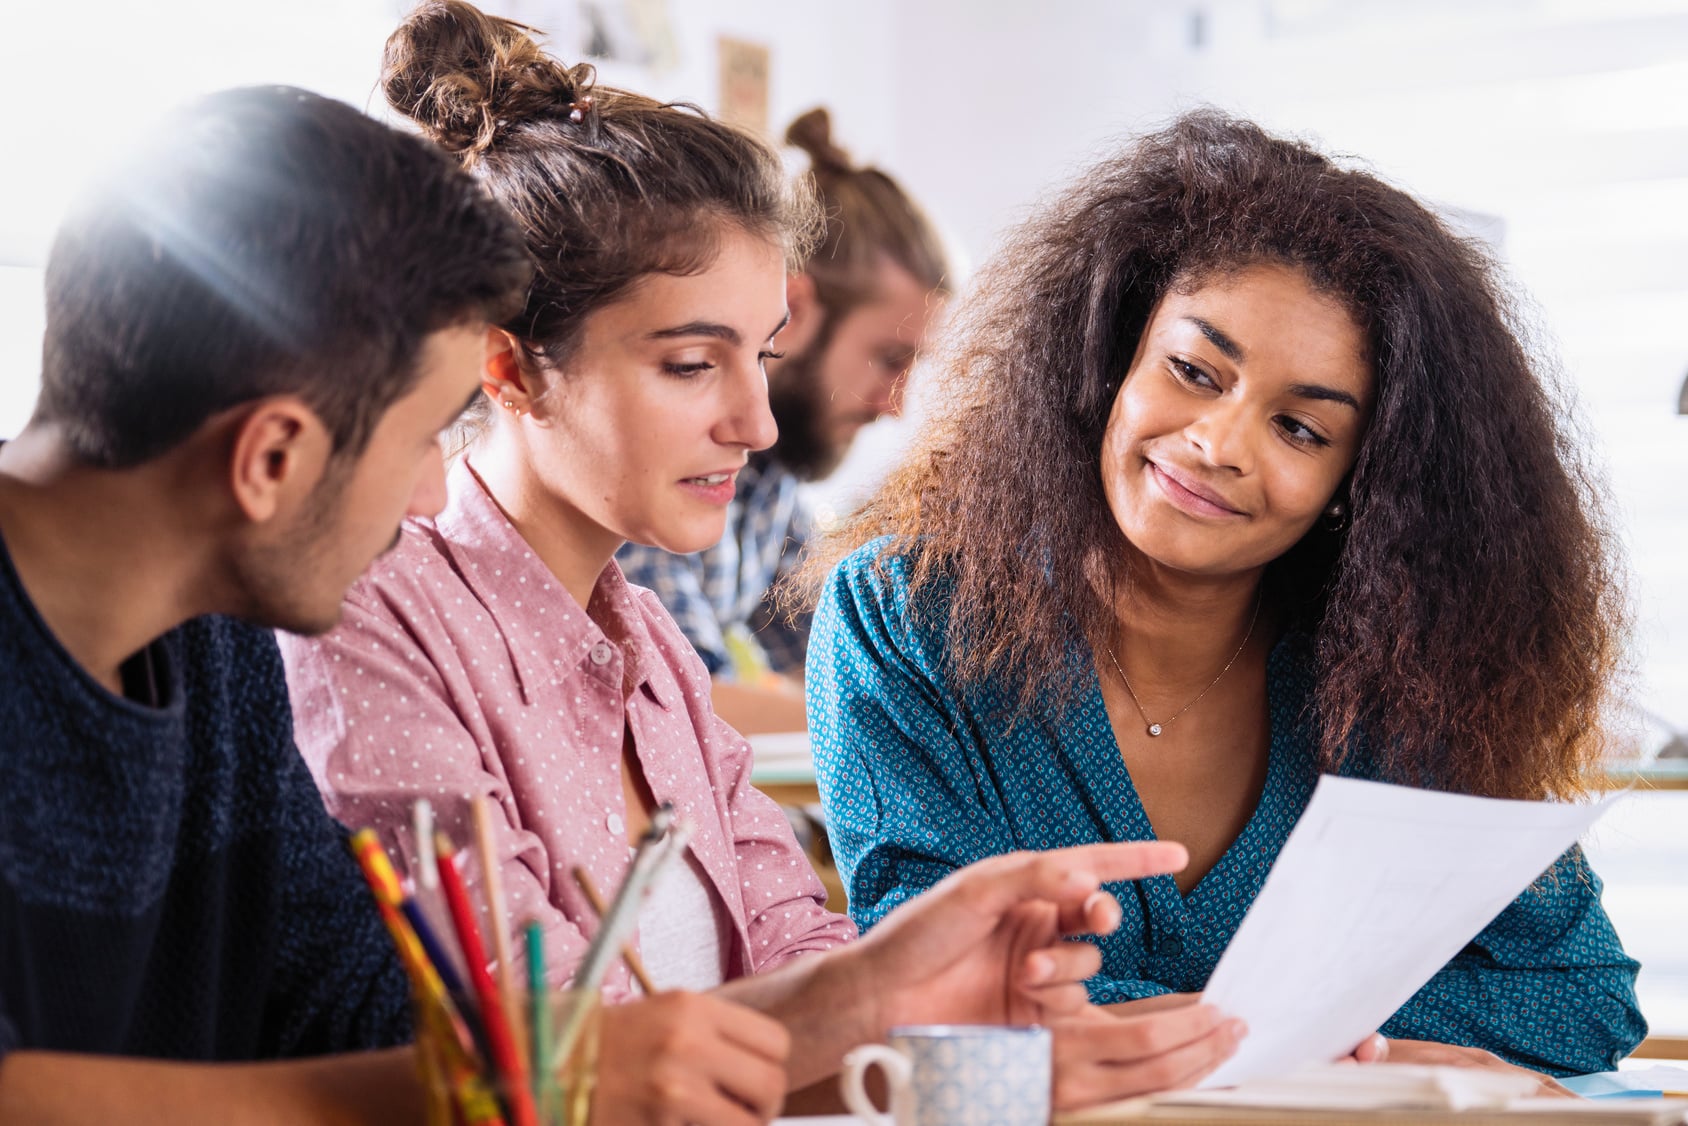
[436,830,537,1126]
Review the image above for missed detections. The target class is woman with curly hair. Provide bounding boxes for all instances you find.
[805,110,1646,1079]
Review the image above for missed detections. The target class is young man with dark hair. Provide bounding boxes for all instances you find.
[0,84,531,1119]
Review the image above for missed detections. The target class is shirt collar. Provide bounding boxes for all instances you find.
[430,457,672,709]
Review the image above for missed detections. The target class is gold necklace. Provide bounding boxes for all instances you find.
[1104,594,1261,738]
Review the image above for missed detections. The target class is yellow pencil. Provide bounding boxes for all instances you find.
[347,830,504,1126]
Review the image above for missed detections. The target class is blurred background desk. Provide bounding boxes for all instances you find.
[748,731,822,807]
[749,732,836,909]
[1607,761,1688,792]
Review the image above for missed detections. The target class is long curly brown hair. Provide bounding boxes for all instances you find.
[802,111,1625,801]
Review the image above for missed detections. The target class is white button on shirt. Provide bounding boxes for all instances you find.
[606,812,624,835]
[589,642,613,666]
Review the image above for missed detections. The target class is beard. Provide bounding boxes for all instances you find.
[767,343,851,482]
[227,456,371,638]
[229,531,347,638]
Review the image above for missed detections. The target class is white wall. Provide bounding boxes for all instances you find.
[0,0,898,436]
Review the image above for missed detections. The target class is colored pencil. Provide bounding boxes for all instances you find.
[437,831,538,1126]
[472,795,526,1062]
[348,831,474,1051]
[414,798,439,891]
[571,866,657,995]
[347,831,504,1126]
[550,810,690,1073]
[526,921,552,1119]
[401,898,468,998]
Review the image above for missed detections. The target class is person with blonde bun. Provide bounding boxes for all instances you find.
[618,107,951,734]
[282,2,1253,1119]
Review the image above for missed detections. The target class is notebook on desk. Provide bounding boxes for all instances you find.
[1057,1065,1688,1125]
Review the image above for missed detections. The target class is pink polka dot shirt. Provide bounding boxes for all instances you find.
[279,459,855,1001]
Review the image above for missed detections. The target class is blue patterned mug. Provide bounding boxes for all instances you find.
[839,1025,1052,1126]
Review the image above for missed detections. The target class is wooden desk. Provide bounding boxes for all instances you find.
[1603,761,1688,791]
[748,732,821,807]
[1637,1035,1688,1060]
[749,775,822,807]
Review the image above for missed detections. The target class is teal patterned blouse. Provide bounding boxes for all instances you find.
[808,542,1647,1077]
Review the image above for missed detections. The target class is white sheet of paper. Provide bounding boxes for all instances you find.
[1199,775,1621,1088]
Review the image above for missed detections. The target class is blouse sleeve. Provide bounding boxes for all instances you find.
[279,590,639,1003]
[1382,845,1646,1076]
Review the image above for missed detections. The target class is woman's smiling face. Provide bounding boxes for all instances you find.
[1101,261,1375,577]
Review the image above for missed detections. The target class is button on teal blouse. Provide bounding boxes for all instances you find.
[808,542,1647,1076]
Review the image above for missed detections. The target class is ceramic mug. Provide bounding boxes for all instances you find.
[839,1024,1052,1126]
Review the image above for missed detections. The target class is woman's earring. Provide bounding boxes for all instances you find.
[1322,500,1349,532]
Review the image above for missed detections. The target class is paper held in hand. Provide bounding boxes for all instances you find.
[1199,775,1622,1089]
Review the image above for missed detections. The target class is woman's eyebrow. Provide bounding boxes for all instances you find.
[645,310,791,345]
[646,321,741,344]
[1289,383,1362,410]
[1184,316,1245,362]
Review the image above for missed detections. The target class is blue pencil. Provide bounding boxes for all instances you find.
[402,897,469,998]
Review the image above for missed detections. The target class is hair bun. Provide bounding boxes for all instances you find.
[785,107,854,176]
[383,0,590,159]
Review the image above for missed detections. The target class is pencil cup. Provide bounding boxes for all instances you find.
[414,987,601,1126]
[839,1025,1051,1126]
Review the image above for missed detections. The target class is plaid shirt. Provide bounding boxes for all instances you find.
[617,453,812,678]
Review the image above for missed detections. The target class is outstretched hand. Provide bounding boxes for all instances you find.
[854,841,1193,1033]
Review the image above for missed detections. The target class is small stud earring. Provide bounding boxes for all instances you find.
[1322,500,1349,532]
[502,399,515,409]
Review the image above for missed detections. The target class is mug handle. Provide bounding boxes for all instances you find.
[839,1043,913,1125]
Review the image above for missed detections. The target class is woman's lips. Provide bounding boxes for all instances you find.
[1148,461,1245,518]
[678,470,738,505]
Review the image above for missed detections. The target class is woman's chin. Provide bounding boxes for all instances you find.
[631,521,729,557]
[1124,537,1267,580]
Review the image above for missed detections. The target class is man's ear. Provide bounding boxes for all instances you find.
[778,272,826,359]
[481,328,535,417]
[227,397,332,524]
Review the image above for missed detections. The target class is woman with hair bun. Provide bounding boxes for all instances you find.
[618,104,952,736]
[282,3,1248,1119]
[806,110,1647,1082]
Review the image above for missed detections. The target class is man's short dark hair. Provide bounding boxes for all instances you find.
[35,86,532,468]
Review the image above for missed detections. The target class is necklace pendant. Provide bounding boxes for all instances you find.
[1147,723,1163,737]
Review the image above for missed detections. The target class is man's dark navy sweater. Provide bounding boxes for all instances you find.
[0,530,411,1062]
